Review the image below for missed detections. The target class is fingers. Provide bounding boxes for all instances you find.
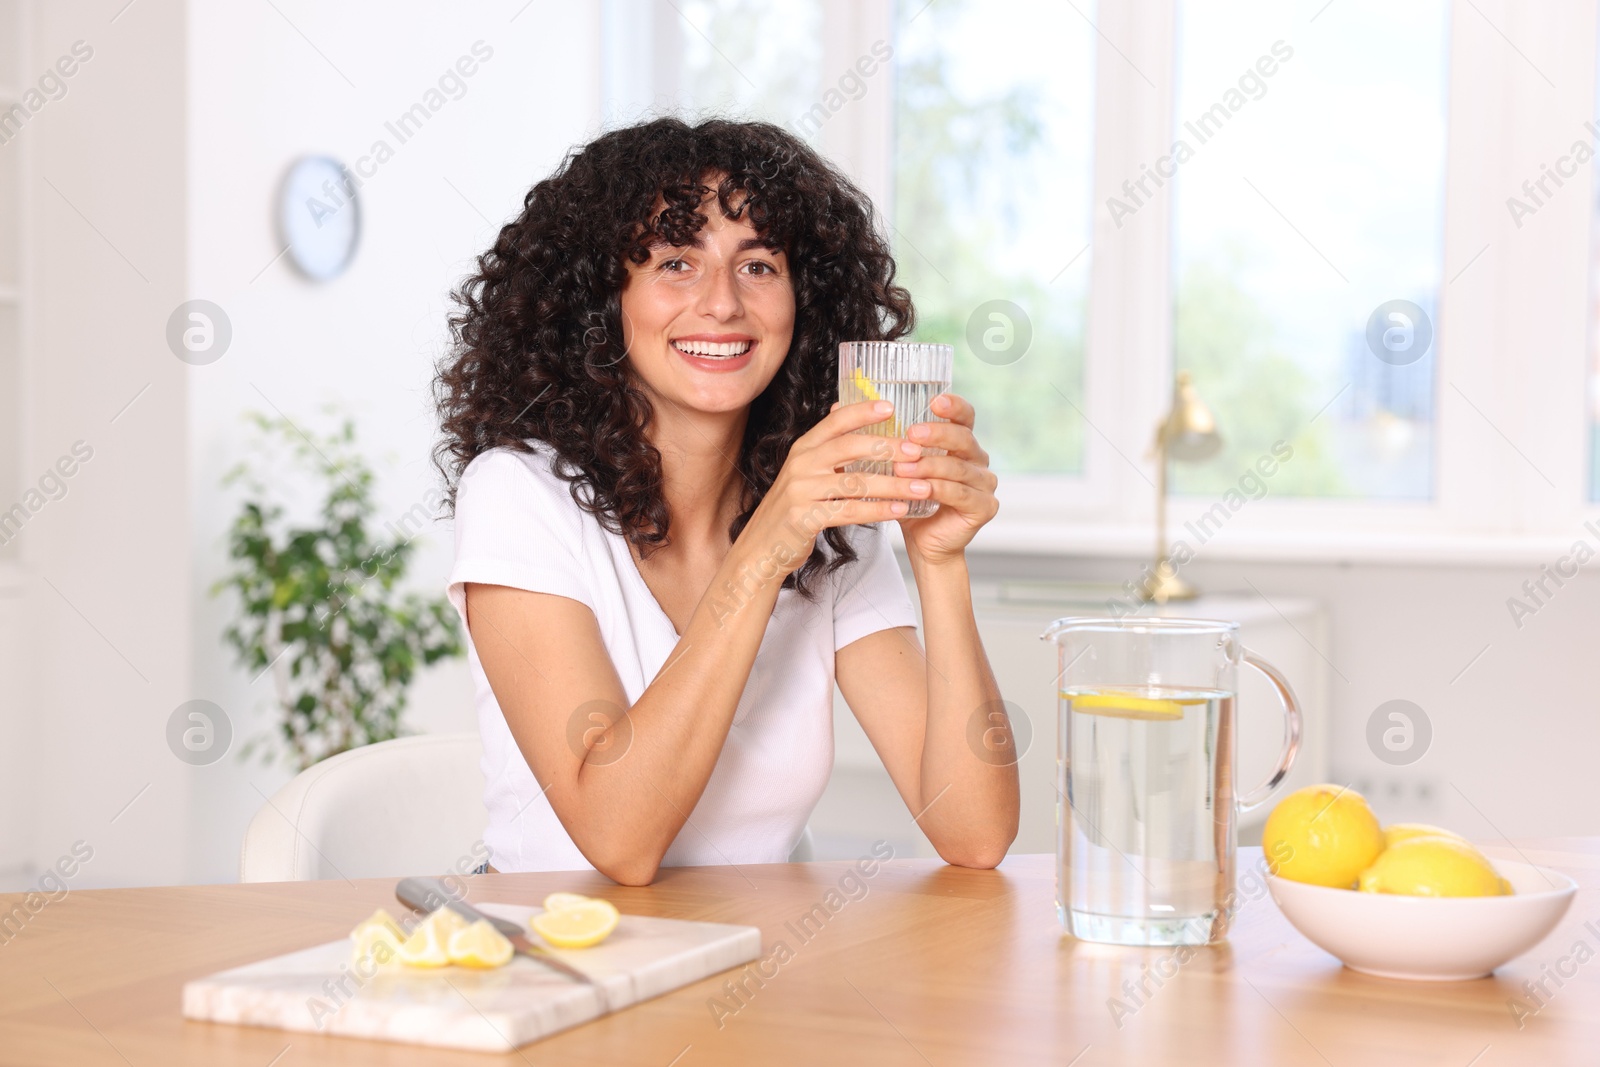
[906,419,988,466]
[892,453,999,494]
[812,470,932,503]
[811,430,917,471]
[920,476,999,523]
[929,392,975,428]
[799,398,895,450]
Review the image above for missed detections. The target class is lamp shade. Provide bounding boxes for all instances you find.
[1161,371,1222,462]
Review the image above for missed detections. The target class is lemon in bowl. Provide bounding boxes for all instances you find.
[1357,835,1513,898]
[1262,784,1386,889]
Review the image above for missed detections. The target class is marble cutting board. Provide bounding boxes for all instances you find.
[182,902,762,1052]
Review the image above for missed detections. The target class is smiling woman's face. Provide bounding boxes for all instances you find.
[619,190,795,417]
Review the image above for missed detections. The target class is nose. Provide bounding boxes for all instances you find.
[693,260,744,322]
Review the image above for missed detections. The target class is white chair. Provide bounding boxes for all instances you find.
[240,733,487,883]
[238,731,820,881]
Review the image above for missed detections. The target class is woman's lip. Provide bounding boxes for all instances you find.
[672,334,756,343]
[672,339,756,372]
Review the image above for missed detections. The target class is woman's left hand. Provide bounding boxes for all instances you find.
[893,393,999,565]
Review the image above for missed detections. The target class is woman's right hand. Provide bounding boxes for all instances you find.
[737,398,930,579]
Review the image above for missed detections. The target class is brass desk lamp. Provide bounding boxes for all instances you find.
[1139,371,1222,603]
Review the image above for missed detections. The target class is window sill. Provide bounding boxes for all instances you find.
[940,520,1599,569]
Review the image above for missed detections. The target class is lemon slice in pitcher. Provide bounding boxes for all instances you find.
[1065,688,1207,720]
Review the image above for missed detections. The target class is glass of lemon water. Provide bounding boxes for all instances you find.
[836,341,954,519]
[1042,616,1303,945]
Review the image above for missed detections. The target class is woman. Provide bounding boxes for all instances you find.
[434,117,1017,885]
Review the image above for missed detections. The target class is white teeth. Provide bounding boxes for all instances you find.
[674,340,752,358]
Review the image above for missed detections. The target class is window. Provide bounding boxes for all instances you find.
[1169,0,1448,500]
[602,0,823,130]
[617,0,1600,555]
[892,0,1096,474]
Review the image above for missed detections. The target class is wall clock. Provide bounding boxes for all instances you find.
[277,156,360,282]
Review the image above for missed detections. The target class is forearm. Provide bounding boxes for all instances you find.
[906,550,1019,866]
[569,536,790,881]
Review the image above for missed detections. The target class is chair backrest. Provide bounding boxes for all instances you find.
[239,733,487,883]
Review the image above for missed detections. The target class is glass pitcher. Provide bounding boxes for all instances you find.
[1041,616,1302,946]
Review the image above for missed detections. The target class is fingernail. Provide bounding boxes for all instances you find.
[874,400,893,415]
[910,425,931,441]
[890,500,909,515]
[900,440,921,456]
[910,480,931,496]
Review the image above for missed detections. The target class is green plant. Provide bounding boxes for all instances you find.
[211,411,463,770]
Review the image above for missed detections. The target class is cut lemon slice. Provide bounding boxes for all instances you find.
[350,909,405,969]
[531,898,620,949]
[542,892,592,912]
[396,908,457,968]
[448,919,514,969]
[350,907,404,942]
[1066,690,1207,720]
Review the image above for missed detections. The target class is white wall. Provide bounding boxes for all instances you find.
[183,0,602,884]
[13,0,191,889]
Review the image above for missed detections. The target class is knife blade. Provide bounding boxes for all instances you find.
[394,876,611,1010]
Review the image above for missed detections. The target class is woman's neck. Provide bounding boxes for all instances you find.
[646,399,749,547]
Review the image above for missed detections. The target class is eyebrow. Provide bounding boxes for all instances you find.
[645,235,783,254]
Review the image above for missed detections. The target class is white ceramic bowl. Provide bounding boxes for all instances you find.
[1266,859,1578,980]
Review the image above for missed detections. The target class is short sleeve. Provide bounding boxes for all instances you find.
[446,447,596,630]
[831,523,918,652]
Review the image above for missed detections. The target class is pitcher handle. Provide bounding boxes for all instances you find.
[1236,648,1303,814]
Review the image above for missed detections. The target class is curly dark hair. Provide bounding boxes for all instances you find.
[433,116,914,598]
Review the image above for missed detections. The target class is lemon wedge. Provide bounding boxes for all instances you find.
[542,892,593,912]
[396,907,462,968]
[349,908,405,969]
[1065,689,1205,720]
[448,919,515,969]
[531,898,620,949]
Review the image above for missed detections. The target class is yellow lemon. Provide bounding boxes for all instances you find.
[1065,688,1207,721]
[1357,836,1513,898]
[531,898,620,949]
[542,892,593,912]
[1383,822,1465,849]
[1262,784,1385,889]
[447,919,514,969]
[350,908,405,969]
[396,908,460,968]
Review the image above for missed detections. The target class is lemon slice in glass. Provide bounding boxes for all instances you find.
[531,898,620,949]
[448,919,514,969]
[1065,689,1207,720]
[850,367,902,436]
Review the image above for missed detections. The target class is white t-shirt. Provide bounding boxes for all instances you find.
[445,441,918,873]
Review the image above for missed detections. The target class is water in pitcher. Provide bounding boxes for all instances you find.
[1058,686,1237,945]
[837,377,945,518]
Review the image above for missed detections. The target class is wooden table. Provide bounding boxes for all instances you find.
[1,841,1596,1066]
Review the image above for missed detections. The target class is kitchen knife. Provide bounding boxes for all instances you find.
[394,876,611,1010]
